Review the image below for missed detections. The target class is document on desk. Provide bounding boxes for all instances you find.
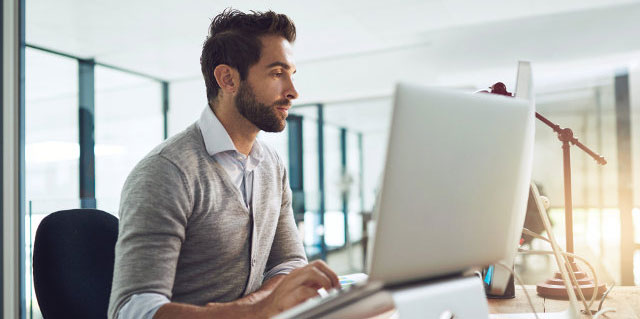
[339,273,368,287]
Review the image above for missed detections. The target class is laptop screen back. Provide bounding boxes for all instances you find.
[368,83,535,286]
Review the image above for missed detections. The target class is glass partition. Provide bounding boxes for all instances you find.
[94,66,163,214]
[25,47,79,319]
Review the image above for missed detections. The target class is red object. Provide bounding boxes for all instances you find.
[477,82,513,97]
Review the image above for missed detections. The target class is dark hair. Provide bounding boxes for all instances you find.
[200,9,296,102]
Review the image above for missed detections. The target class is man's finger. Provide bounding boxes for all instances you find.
[284,261,340,291]
[286,265,333,291]
[310,260,341,288]
[302,266,333,290]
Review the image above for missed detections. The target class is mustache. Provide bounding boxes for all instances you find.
[273,99,291,107]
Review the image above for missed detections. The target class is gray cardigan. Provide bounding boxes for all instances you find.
[108,123,307,319]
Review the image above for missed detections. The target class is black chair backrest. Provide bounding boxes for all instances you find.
[33,209,118,319]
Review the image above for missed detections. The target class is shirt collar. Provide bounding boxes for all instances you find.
[197,106,265,163]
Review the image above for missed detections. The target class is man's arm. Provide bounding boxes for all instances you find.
[154,262,339,319]
[108,155,192,319]
[153,275,285,319]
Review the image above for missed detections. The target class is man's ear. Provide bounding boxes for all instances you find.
[213,64,240,94]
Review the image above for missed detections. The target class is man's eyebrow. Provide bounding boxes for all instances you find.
[266,61,297,74]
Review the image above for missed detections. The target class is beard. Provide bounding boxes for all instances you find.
[235,81,289,133]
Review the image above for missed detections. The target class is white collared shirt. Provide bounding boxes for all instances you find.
[118,106,264,319]
[197,105,264,207]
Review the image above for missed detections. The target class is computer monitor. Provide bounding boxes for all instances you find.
[485,61,536,295]
[366,81,535,286]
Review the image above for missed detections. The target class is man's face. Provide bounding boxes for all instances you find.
[235,35,298,132]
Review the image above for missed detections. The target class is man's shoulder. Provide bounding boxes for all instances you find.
[144,123,207,170]
[121,124,205,203]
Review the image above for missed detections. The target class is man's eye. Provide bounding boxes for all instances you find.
[273,72,283,78]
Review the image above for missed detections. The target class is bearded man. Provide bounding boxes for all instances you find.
[108,9,340,319]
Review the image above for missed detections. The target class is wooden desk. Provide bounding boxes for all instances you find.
[488,285,640,318]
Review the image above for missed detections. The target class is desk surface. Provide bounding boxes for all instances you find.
[488,285,640,318]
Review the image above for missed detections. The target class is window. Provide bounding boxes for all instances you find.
[94,66,163,214]
[25,47,79,319]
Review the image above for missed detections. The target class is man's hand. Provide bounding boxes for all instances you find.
[256,260,341,317]
[225,275,286,306]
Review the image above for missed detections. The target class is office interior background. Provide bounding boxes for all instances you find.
[11,0,640,317]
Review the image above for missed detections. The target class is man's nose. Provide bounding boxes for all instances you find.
[285,78,298,100]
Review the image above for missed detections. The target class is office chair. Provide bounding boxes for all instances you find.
[33,209,118,319]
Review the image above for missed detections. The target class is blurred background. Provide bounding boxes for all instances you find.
[23,0,640,317]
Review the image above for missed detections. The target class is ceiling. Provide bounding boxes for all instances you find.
[26,0,640,81]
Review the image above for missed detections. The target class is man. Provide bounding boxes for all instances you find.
[108,9,341,319]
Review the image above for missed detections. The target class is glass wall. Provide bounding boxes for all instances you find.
[346,131,364,244]
[284,100,392,273]
[324,98,393,213]
[25,47,80,319]
[25,49,79,213]
[323,125,345,248]
[94,66,163,214]
[24,47,166,319]
[290,106,322,257]
[167,79,206,136]
[322,98,392,273]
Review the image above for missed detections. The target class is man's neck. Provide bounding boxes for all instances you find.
[210,103,259,156]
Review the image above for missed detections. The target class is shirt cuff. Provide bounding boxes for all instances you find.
[263,259,307,283]
[118,293,170,319]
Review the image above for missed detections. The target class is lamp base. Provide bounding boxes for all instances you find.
[536,262,606,300]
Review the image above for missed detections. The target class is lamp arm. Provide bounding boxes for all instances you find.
[534,112,607,165]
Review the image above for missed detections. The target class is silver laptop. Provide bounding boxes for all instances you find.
[368,82,534,284]
[274,83,535,319]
